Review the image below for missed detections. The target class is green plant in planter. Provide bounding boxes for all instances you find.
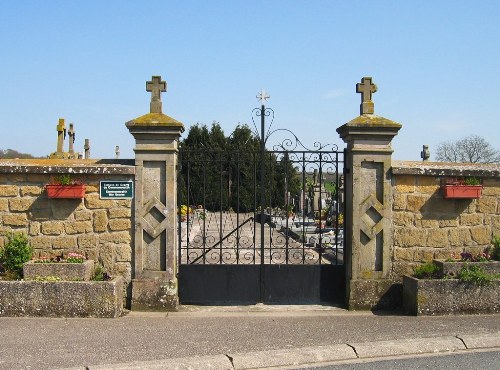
[491,236,500,261]
[0,232,32,279]
[463,177,481,185]
[414,262,439,279]
[457,264,497,286]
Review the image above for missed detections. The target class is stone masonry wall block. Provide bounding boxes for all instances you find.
[414,248,435,262]
[109,208,131,219]
[394,228,427,247]
[406,195,427,212]
[41,221,64,235]
[470,227,492,245]
[9,198,36,212]
[99,231,131,245]
[109,219,131,231]
[64,220,93,234]
[438,219,459,227]
[85,193,115,209]
[0,185,19,197]
[448,228,473,246]
[460,213,484,227]
[77,234,98,248]
[2,213,28,226]
[395,175,416,193]
[29,222,41,236]
[415,219,439,228]
[114,244,132,262]
[394,246,414,261]
[0,198,8,211]
[30,236,52,249]
[393,212,415,227]
[93,210,108,232]
[393,194,407,210]
[74,210,92,221]
[52,236,77,249]
[477,197,497,214]
[20,186,43,196]
[426,229,449,248]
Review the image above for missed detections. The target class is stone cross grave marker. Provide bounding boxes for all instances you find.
[68,123,75,156]
[356,77,377,115]
[56,118,66,154]
[146,76,167,114]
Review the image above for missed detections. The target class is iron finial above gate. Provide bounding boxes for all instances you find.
[256,89,270,106]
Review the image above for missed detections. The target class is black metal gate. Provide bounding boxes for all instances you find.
[178,105,345,305]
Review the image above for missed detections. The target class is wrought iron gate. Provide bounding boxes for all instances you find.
[177,104,346,304]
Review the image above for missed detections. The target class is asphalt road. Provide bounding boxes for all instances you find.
[308,349,500,370]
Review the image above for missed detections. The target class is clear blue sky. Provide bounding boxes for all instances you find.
[1,1,499,160]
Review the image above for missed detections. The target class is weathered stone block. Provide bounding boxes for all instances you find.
[406,195,427,212]
[41,221,64,235]
[394,228,427,247]
[99,232,131,245]
[30,236,52,249]
[448,228,472,246]
[85,193,114,209]
[114,244,132,262]
[394,175,415,193]
[109,208,131,219]
[393,194,406,210]
[0,185,18,197]
[417,176,440,187]
[403,275,500,316]
[393,212,414,227]
[131,278,179,311]
[29,222,41,236]
[93,210,108,232]
[394,246,414,261]
[482,186,500,196]
[438,219,458,228]
[77,234,98,248]
[52,236,77,249]
[348,279,401,310]
[64,221,93,234]
[415,219,439,228]
[2,213,28,226]
[0,198,8,211]
[426,229,449,248]
[459,213,483,226]
[0,277,124,318]
[470,227,491,244]
[109,219,131,231]
[477,197,497,214]
[23,260,95,281]
[74,210,92,221]
[20,186,43,196]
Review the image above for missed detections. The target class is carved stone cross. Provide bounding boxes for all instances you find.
[356,77,377,115]
[68,123,75,155]
[56,118,66,153]
[146,76,167,114]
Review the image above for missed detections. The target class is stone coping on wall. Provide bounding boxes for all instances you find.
[392,161,500,177]
[0,159,135,175]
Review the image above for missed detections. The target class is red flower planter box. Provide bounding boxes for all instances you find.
[441,185,482,199]
[46,184,86,199]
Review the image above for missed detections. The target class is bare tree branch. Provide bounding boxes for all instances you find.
[435,135,500,163]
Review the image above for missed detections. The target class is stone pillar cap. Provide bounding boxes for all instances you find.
[126,112,185,131]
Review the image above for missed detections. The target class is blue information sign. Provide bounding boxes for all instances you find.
[100,181,134,199]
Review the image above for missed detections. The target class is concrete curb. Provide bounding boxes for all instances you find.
[64,333,500,370]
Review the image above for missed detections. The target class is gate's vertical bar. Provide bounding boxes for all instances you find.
[284,151,290,264]
[178,149,182,266]
[236,151,240,264]
[202,153,207,264]
[301,154,306,264]
[253,151,257,264]
[259,103,265,302]
[219,151,224,264]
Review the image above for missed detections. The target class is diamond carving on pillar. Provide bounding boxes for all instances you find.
[360,194,384,240]
[140,197,169,238]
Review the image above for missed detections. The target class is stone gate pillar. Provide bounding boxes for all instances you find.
[337,77,401,310]
[126,76,184,311]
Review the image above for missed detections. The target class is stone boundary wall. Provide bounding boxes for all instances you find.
[391,161,500,278]
[0,159,135,299]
